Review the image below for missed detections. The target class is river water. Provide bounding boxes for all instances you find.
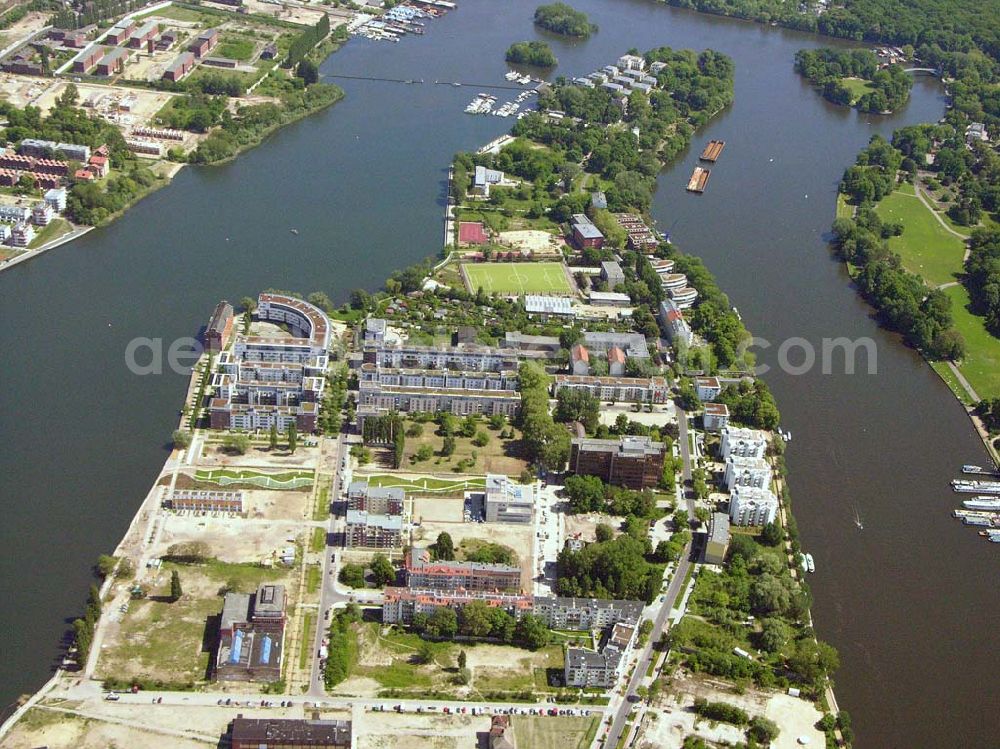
[0,0,991,745]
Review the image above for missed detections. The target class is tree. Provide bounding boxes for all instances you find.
[172,429,191,449]
[170,569,183,601]
[370,554,395,587]
[58,82,79,108]
[595,523,614,542]
[441,435,456,456]
[514,613,550,649]
[425,607,458,638]
[432,532,455,561]
[269,423,279,451]
[460,600,494,637]
[760,522,783,546]
[457,649,467,669]
[296,59,320,85]
[414,444,434,462]
[406,422,424,438]
[472,430,490,447]
[287,422,298,453]
[223,433,250,454]
[564,474,606,513]
[338,563,366,588]
[95,554,118,578]
[757,617,790,653]
[415,641,436,664]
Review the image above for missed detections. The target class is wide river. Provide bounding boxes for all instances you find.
[0,0,992,745]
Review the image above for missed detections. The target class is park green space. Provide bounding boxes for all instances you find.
[28,219,73,250]
[216,34,257,62]
[400,418,529,476]
[364,474,487,493]
[194,468,313,489]
[840,76,874,103]
[462,261,572,295]
[942,284,1000,399]
[875,189,966,286]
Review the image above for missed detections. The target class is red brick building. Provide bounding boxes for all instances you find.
[569,435,666,489]
[189,28,219,58]
[204,300,235,353]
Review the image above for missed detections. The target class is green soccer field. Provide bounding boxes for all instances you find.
[462,262,573,295]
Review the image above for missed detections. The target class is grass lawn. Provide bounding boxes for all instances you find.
[402,419,529,476]
[216,36,256,61]
[840,76,874,104]
[835,193,854,220]
[299,611,316,669]
[944,284,1000,399]
[875,189,967,286]
[135,4,208,22]
[513,715,600,749]
[195,468,313,489]
[365,474,487,493]
[305,563,321,594]
[28,218,72,249]
[309,526,326,553]
[462,261,572,295]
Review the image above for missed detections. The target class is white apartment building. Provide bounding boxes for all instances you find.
[724,455,772,490]
[730,484,779,526]
[720,426,769,461]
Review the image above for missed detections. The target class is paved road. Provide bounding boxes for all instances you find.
[601,406,699,749]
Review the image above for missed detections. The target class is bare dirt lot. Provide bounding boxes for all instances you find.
[640,674,825,749]
[154,513,308,563]
[96,559,294,686]
[412,496,465,524]
[194,442,321,470]
[564,512,628,544]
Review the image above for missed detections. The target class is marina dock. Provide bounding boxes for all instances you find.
[700,140,725,162]
[686,166,710,193]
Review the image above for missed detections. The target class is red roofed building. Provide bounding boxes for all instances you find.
[607,345,626,376]
[404,546,522,592]
[75,168,95,181]
[458,221,488,245]
[381,587,533,625]
[570,343,590,376]
[87,155,109,178]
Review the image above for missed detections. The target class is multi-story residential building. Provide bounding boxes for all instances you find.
[347,481,404,515]
[600,260,625,290]
[127,20,160,48]
[552,374,670,404]
[703,402,730,432]
[565,620,636,688]
[705,512,730,564]
[363,317,387,345]
[381,587,532,624]
[364,341,519,372]
[9,222,34,247]
[204,300,234,353]
[166,489,244,513]
[583,331,650,359]
[724,455,772,490]
[569,436,666,489]
[359,363,518,392]
[356,381,520,420]
[404,546,521,592]
[44,187,67,212]
[163,51,195,81]
[31,202,53,226]
[345,510,403,549]
[720,426,768,461]
[658,299,693,347]
[694,376,721,402]
[209,294,330,433]
[190,28,219,57]
[484,474,533,524]
[532,596,643,630]
[229,717,351,749]
[607,345,626,376]
[570,213,604,249]
[729,485,779,527]
[570,344,590,376]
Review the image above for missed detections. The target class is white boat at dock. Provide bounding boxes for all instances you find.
[962,497,1000,511]
[952,479,1000,494]
[962,464,1000,476]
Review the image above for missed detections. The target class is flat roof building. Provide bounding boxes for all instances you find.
[345,510,403,549]
[230,716,351,749]
[705,512,730,565]
[483,473,533,524]
[569,435,666,489]
[600,260,625,290]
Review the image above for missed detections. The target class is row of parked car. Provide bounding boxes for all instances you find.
[369,704,592,717]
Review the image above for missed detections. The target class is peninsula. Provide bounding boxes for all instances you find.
[0,41,848,749]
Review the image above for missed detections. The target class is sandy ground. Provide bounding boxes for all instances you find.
[34,79,176,121]
[564,512,627,544]
[154,513,308,563]
[413,496,465,523]
[193,443,321,469]
[0,72,55,108]
[412,518,534,590]
[241,0,330,26]
[597,402,675,427]
[355,711,482,749]
[639,675,824,749]
[4,702,351,749]
[498,229,560,252]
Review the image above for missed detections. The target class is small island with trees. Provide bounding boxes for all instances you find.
[506,40,558,67]
[533,2,596,38]
[794,48,912,113]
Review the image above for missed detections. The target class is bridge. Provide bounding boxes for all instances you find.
[903,67,939,74]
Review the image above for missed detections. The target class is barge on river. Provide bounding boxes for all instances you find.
[687,166,710,193]
[700,140,725,162]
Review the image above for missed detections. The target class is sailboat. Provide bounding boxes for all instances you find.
[853,505,864,530]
